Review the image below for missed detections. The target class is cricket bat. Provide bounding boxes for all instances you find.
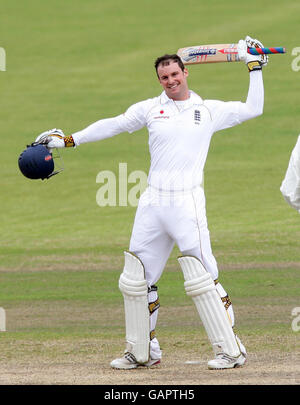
[177,43,286,65]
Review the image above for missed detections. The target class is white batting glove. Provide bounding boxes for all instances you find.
[35,128,75,149]
[238,35,268,72]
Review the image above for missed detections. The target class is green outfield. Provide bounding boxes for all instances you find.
[0,0,299,385]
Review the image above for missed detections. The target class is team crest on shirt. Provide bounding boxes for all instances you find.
[194,109,201,124]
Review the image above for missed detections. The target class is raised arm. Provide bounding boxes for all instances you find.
[237,35,268,121]
[204,36,267,132]
[238,69,264,121]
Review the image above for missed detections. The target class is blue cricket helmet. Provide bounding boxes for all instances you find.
[18,144,59,180]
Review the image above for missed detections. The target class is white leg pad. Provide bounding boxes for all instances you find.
[118,251,150,364]
[178,256,241,357]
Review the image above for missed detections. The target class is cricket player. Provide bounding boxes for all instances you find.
[36,35,267,370]
[280,135,300,213]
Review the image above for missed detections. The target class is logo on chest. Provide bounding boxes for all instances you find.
[153,110,170,119]
[194,109,201,124]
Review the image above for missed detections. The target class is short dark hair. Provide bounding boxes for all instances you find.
[154,54,185,76]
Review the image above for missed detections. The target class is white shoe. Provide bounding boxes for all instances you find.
[110,352,161,370]
[207,352,246,370]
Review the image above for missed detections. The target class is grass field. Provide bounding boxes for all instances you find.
[0,0,299,386]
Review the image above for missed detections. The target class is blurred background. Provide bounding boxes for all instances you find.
[1,0,299,273]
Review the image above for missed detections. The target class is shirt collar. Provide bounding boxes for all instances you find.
[160,90,203,105]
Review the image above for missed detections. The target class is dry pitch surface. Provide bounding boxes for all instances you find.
[0,304,299,385]
[0,345,298,386]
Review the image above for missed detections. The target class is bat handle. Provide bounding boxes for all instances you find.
[247,47,286,55]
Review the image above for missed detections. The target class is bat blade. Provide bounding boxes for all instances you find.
[177,44,240,65]
[218,47,238,54]
[177,43,286,65]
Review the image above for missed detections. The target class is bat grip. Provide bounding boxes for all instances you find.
[247,47,286,55]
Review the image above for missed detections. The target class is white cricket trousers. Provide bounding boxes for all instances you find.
[128,185,222,360]
[129,185,219,283]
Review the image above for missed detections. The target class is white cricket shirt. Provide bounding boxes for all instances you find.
[72,71,264,191]
[280,134,300,213]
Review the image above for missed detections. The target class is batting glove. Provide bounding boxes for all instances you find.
[238,35,268,72]
[35,128,75,149]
